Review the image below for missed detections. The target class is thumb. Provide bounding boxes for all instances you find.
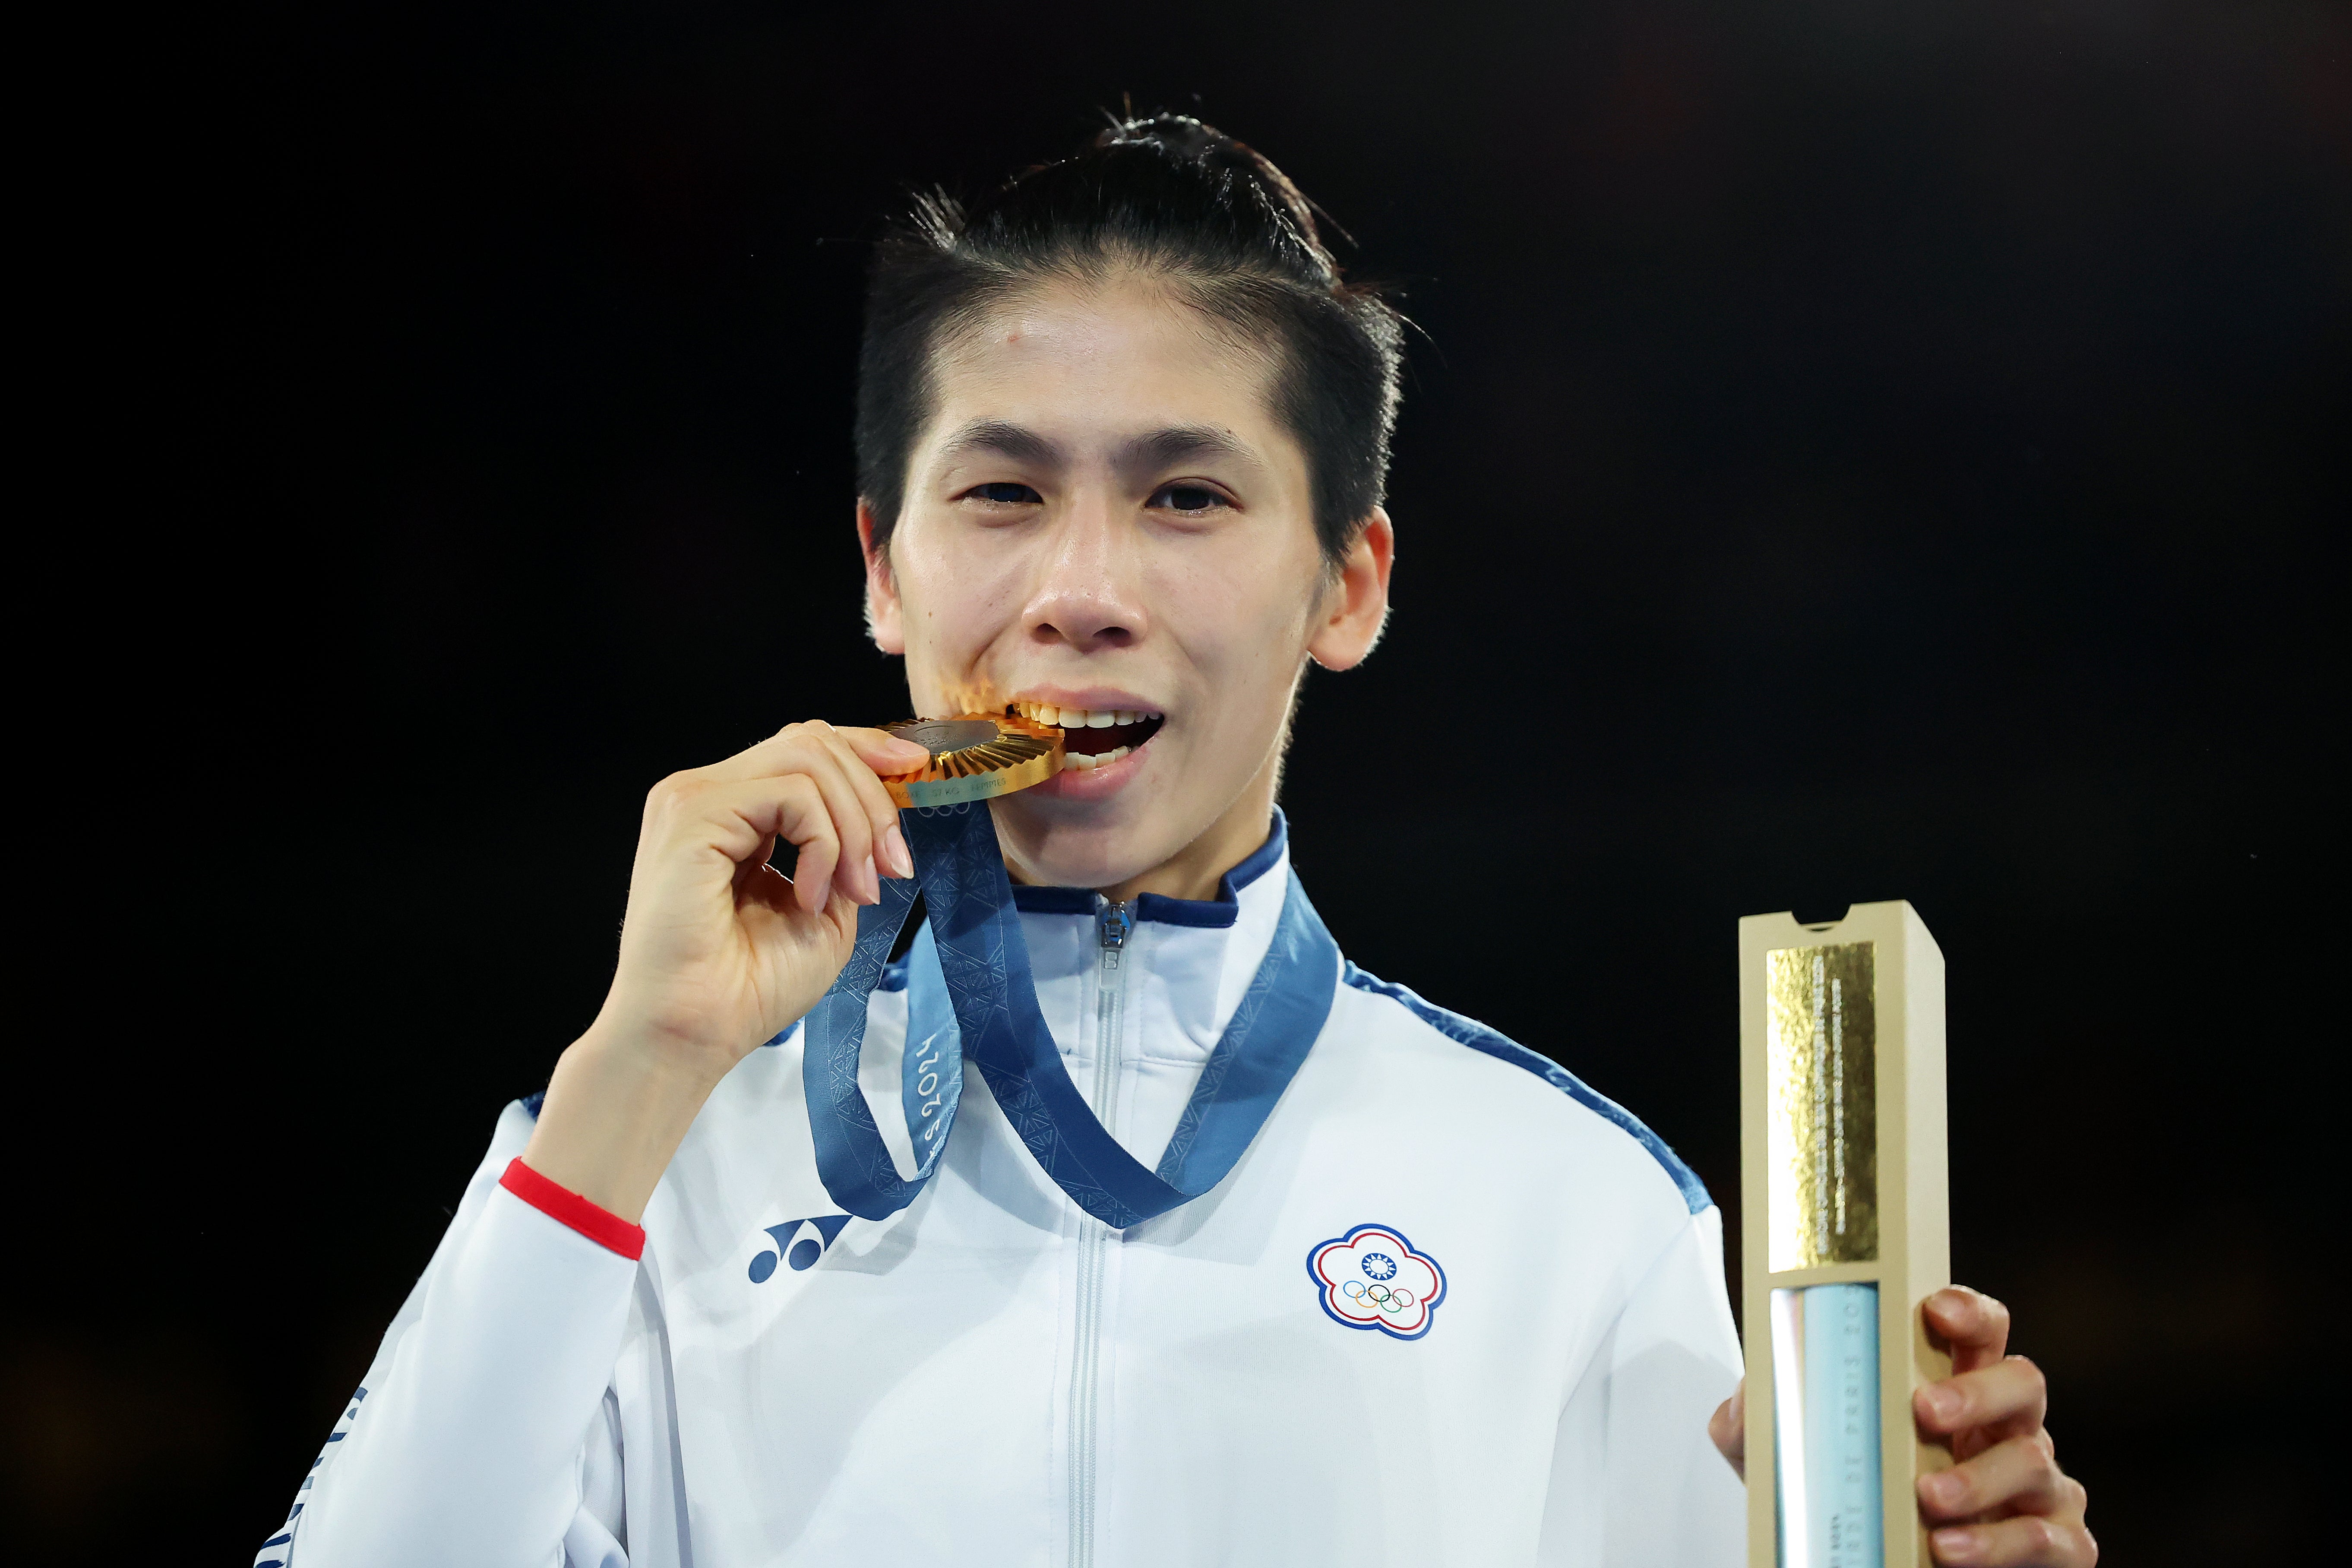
[839,726,933,775]
[1707,1378,1747,1479]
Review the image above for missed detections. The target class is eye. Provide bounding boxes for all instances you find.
[1148,483,1229,515]
[965,481,1042,505]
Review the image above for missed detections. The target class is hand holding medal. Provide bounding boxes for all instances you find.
[522,717,935,1223]
[804,706,1337,1230]
[571,708,1063,1103]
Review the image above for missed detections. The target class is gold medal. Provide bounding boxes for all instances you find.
[878,712,1064,807]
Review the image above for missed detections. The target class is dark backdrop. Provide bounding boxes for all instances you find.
[19,1,2343,1561]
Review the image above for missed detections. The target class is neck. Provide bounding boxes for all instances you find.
[1095,752,1281,904]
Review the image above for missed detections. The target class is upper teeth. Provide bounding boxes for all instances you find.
[1014,700,1159,729]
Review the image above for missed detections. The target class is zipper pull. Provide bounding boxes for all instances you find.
[1097,898,1132,955]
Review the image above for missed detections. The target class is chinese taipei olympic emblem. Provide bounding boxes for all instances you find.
[1307,1223,1447,1340]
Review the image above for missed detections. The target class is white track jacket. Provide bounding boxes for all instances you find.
[259,817,1745,1567]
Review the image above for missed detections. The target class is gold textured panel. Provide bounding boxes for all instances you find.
[1766,942,1879,1270]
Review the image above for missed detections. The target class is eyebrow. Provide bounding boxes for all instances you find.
[935,420,1065,468]
[1117,425,1254,478]
[931,420,1258,482]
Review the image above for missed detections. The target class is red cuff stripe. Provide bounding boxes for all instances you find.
[499,1158,646,1261]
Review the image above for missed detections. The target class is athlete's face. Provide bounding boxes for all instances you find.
[862,271,1392,895]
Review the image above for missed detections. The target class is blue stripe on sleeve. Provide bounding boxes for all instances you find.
[1340,962,1712,1214]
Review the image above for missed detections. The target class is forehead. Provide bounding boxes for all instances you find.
[920,272,1290,460]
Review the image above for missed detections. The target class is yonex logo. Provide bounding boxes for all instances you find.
[749,1215,852,1282]
[1308,1223,1447,1340]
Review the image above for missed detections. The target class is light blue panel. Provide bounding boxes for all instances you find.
[1773,1283,1884,1568]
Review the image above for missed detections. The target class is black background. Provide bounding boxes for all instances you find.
[16,1,2343,1561]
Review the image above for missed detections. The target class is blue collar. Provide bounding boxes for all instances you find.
[1006,809,1288,930]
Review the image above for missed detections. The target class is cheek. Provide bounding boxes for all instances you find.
[1154,550,1318,698]
[897,533,1003,641]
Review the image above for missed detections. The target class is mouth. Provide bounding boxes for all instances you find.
[1010,698,1167,771]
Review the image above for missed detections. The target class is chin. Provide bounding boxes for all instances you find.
[994,774,1188,892]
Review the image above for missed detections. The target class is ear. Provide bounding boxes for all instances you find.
[858,500,906,655]
[1305,507,1395,672]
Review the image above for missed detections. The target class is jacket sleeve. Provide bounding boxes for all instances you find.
[1539,1203,1748,1567]
[255,1101,638,1568]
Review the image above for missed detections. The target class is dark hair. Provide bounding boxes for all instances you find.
[854,114,1403,572]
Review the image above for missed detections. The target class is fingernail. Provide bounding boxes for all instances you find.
[1930,1527,1979,1562]
[863,854,882,903]
[1919,1470,1963,1508]
[884,823,914,878]
[1921,1385,1963,1424]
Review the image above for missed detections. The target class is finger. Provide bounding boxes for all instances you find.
[1706,1379,1746,1479]
[642,769,807,870]
[833,723,934,778]
[1917,1432,2074,1522]
[1916,1356,2048,1440]
[697,721,928,789]
[1925,1286,2011,1372]
[781,738,887,907]
[682,773,839,917]
[739,867,865,967]
[816,726,916,879]
[1930,1512,2097,1568]
[732,830,781,893]
[699,721,914,890]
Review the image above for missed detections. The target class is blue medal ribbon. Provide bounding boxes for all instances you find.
[803,802,1337,1227]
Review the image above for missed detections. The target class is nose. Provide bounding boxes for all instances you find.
[1020,492,1146,653]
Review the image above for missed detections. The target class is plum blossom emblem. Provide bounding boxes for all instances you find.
[1308,1223,1446,1340]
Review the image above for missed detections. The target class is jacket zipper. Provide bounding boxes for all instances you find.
[1070,896,1131,1568]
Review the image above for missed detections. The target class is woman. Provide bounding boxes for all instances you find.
[263,116,2092,1568]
